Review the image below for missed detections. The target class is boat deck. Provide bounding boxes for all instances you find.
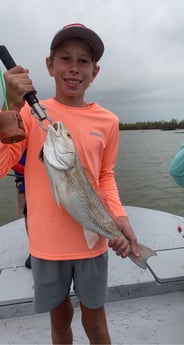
[1,291,184,344]
[1,206,184,344]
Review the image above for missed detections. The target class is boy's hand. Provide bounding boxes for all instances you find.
[2,66,35,112]
[108,216,139,258]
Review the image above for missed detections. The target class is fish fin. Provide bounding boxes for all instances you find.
[52,183,61,207]
[83,228,99,249]
[128,243,157,269]
[47,178,61,207]
[44,160,62,207]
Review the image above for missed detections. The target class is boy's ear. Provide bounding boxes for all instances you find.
[91,65,100,82]
[46,57,54,76]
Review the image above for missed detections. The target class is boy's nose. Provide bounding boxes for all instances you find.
[69,64,80,73]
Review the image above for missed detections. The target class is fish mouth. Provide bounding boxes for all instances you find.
[53,122,58,130]
[51,122,72,142]
[49,122,65,137]
[52,122,62,132]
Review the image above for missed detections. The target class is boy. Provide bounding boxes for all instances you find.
[0,24,138,344]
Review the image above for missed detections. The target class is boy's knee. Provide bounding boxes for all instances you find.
[50,298,74,330]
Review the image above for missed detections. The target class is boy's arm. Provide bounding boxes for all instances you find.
[99,117,139,257]
[0,140,27,178]
[99,117,126,216]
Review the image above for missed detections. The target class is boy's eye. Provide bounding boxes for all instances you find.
[79,59,88,64]
[61,56,70,61]
[59,56,90,64]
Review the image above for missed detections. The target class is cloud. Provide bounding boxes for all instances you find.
[0,0,184,123]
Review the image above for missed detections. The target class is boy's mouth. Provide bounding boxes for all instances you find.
[64,78,82,85]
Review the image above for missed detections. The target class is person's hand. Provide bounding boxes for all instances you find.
[3,66,35,112]
[108,216,139,258]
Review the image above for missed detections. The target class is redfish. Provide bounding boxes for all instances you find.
[40,121,156,269]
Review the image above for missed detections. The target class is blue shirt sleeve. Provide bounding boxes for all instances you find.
[169,143,184,187]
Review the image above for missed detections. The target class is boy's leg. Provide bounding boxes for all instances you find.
[73,252,110,343]
[50,296,74,345]
[80,303,111,344]
[31,256,74,343]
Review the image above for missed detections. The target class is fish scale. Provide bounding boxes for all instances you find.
[65,158,121,239]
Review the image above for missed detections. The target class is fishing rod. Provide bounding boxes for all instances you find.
[0,45,47,121]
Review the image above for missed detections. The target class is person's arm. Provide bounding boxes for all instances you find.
[99,118,126,216]
[0,138,27,178]
[169,143,184,187]
[0,67,32,177]
[99,118,139,257]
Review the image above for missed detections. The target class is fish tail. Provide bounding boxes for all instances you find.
[128,242,157,269]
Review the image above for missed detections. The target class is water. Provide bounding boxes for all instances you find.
[0,129,184,226]
[116,130,184,216]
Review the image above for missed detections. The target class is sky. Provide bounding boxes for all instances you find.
[0,0,184,123]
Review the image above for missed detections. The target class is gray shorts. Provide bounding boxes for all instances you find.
[31,251,108,313]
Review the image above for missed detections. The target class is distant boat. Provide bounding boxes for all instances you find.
[175,130,184,134]
[161,127,176,131]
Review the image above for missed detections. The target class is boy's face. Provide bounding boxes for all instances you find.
[46,39,100,106]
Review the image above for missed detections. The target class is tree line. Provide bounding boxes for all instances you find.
[119,118,184,130]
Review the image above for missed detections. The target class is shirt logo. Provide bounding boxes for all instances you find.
[89,131,103,138]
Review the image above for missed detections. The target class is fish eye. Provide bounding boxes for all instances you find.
[66,131,72,139]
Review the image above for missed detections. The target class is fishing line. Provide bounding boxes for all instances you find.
[0,69,8,110]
